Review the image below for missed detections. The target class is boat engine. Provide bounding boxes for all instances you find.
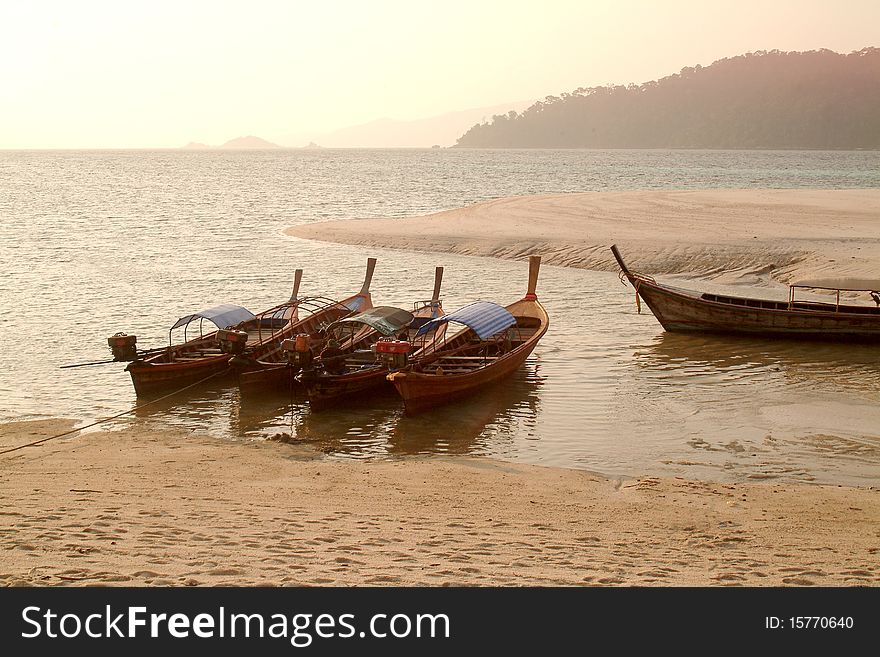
[281,333,313,369]
[374,338,411,371]
[107,332,138,361]
[217,328,249,355]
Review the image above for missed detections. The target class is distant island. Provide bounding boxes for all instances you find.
[181,135,283,149]
[455,48,880,149]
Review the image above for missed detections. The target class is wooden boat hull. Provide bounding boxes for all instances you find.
[236,363,297,391]
[388,256,549,415]
[126,355,232,396]
[127,326,302,396]
[305,367,392,412]
[635,282,880,340]
[611,245,880,341]
[388,339,540,414]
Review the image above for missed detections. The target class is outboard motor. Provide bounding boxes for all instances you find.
[107,332,138,362]
[217,328,249,355]
[281,333,313,370]
[374,338,411,371]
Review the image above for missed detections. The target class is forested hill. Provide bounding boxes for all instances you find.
[455,48,880,149]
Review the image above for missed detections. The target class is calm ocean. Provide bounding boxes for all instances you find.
[1,148,879,485]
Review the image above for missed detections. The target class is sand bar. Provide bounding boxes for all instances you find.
[286,189,880,284]
[1,420,877,586]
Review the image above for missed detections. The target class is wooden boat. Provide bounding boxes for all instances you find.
[300,267,446,411]
[388,256,549,414]
[611,244,880,340]
[232,293,379,391]
[234,296,384,392]
[124,258,377,395]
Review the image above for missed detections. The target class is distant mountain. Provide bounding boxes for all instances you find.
[218,135,282,149]
[455,48,880,149]
[285,102,533,148]
[180,135,282,149]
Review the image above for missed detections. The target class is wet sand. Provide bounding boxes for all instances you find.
[287,189,880,285]
[1,420,877,586]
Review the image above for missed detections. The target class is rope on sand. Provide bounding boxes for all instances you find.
[0,368,232,456]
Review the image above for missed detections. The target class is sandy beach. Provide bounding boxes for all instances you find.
[3,188,879,587]
[1,419,877,586]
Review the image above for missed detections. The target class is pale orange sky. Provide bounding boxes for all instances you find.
[1,0,877,148]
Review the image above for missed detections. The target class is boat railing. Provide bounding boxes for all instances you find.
[412,299,442,312]
[788,285,880,313]
[250,296,351,345]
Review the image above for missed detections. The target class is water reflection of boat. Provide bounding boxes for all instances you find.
[385,363,544,456]
[635,331,880,392]
[133,377,308,438]
[242,361,545,458]
[612,245,880,340]
[131,379,242,430]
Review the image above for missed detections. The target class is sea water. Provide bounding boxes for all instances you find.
[1,148,879,485]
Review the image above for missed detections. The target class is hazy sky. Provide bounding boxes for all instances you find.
[1,0,877,148]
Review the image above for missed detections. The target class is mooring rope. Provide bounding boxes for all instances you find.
[0,367,233,456]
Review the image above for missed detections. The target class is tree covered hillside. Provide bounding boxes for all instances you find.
[455,48,880,149]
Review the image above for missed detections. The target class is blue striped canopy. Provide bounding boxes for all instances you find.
[415,301,516,340]
[170,303,256,330]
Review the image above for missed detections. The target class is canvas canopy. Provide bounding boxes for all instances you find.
[170,304,256,331]
[331,306,414,337]
[415,301,516,340]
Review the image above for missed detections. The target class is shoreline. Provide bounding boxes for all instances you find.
[285,189,880,286]
[2,419,877,586]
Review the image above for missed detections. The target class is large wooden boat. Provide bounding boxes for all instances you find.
[301,267,446,411]
[388,256,549,414]
[611,244,880,340]
[124,258,377,395]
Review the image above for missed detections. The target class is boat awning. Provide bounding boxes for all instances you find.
[331,306,414,336]
[792,278,880,292]
[170,304,256,330]
[415,301,516,340]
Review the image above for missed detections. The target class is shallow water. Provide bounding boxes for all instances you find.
[2,149,879,486]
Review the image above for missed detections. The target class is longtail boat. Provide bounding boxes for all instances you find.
[234,261,391,391]
[388,256,548,414]
[611,245,880,340]
[299,267,446,411]
[119,258,377,395]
